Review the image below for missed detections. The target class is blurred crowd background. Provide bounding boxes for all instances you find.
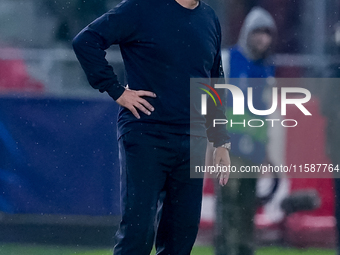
[1,0,340,254]
[1,0,340,94]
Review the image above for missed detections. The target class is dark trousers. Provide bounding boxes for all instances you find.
[113,130,207,255]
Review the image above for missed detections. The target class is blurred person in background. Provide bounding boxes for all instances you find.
[72,0,231,254]
[213,7,277,255]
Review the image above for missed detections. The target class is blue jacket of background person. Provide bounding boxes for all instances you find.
[223,7,277,165]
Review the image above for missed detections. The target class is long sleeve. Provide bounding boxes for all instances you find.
[72,0,139,100]
[205,19,230,147]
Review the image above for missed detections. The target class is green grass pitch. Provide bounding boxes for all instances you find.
[0,244,336,255]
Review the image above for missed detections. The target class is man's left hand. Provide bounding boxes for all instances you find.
[213,147,231,186]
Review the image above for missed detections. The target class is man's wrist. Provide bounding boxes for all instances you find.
[217,142,231,152]
[106,83,126,101]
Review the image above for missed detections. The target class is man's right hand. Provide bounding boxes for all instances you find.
[116,88,156,119]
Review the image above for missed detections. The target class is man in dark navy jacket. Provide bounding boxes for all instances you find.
[73,0,230,254]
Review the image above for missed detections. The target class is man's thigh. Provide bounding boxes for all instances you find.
[166,134,207,223]
[155,135,207,253]
[118,131,174,207]
[118,131,207,212]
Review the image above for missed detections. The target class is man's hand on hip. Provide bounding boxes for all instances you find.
[116,88,156,119]
[214,147,231,186]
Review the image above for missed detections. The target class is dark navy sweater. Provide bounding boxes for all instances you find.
[72,0,229,146]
